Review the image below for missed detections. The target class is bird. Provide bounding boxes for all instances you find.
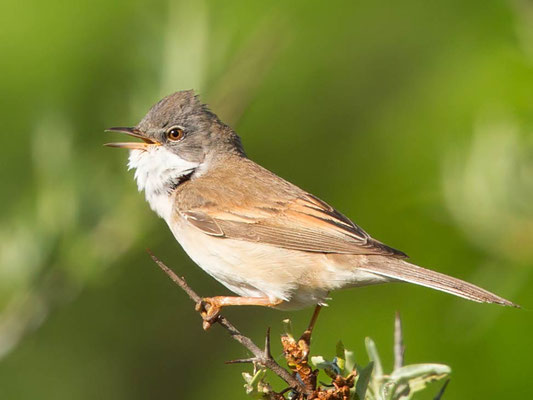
[106,90,517,329]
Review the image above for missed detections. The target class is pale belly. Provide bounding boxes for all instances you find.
[168,217,389,310]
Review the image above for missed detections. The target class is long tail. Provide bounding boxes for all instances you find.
[359,256,518,307]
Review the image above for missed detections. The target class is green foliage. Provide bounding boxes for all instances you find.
[243,319,450,399]
[242,368,272,399]
[361,338,450,400]
[354,361,374,400]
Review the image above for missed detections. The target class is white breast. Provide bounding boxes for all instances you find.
[127,147,199,221]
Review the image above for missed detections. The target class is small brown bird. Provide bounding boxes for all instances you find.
[106,90,516,327]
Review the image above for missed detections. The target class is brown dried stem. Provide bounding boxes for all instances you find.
[281,305,323,395]
[147,250,311,396]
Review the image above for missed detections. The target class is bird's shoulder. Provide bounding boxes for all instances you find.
[175,156,302,211]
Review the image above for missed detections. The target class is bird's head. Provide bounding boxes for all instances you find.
[106,90,245,196]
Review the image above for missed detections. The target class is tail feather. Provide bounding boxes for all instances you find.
[359,256,518,307]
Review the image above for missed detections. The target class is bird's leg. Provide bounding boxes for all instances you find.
[195,296,283,330]
[299,304,323,348]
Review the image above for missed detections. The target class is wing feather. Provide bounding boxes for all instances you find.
[181,192,407,257]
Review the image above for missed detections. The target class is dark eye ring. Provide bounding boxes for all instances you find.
[166,126,184,141]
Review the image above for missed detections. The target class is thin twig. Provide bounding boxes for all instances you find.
[147,250,310,396]
[394,311,405,370]
[148,250,201,303]
[434,379,450,400]
[304,304,322,339]
[264,327,272,359]
[225,358,257,364]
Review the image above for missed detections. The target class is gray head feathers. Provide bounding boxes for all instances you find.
[137,90,216,133]
[136,90,245,162]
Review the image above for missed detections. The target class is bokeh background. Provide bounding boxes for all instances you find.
[1,0,532,398]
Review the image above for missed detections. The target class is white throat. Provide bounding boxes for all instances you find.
[128,146,200,222]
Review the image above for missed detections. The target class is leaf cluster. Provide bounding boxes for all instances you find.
[243,319,450,400]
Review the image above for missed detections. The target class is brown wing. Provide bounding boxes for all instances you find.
[182,192,407,258]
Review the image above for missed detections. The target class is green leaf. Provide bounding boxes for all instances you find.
[242,372,253,385]
[311,355,340,379]
[282,319,294,340]
[390,363,450,382]
[310,355,327,367]
[391,363,451,396]
[242,369,270,399]
[336,341,346,373]
[380,363,451,400]
[249,369,267,387]
[345,349,356,374]
[354,361,374,400]
[365,337,383,378]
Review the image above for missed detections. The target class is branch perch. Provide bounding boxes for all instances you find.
[147,250,310,396]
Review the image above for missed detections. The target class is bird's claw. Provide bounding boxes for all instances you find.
[195,298,221,330]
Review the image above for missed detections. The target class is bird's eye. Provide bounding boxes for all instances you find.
[166,126,184,141]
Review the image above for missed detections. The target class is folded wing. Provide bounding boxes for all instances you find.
[182,192,407,257]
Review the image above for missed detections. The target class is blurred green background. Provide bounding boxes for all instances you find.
[1,0,532,398]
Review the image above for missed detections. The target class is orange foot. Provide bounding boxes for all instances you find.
[195,298,223,330]
[194,296,283,330]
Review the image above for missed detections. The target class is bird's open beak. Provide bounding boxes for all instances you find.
[104,127,161,150]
